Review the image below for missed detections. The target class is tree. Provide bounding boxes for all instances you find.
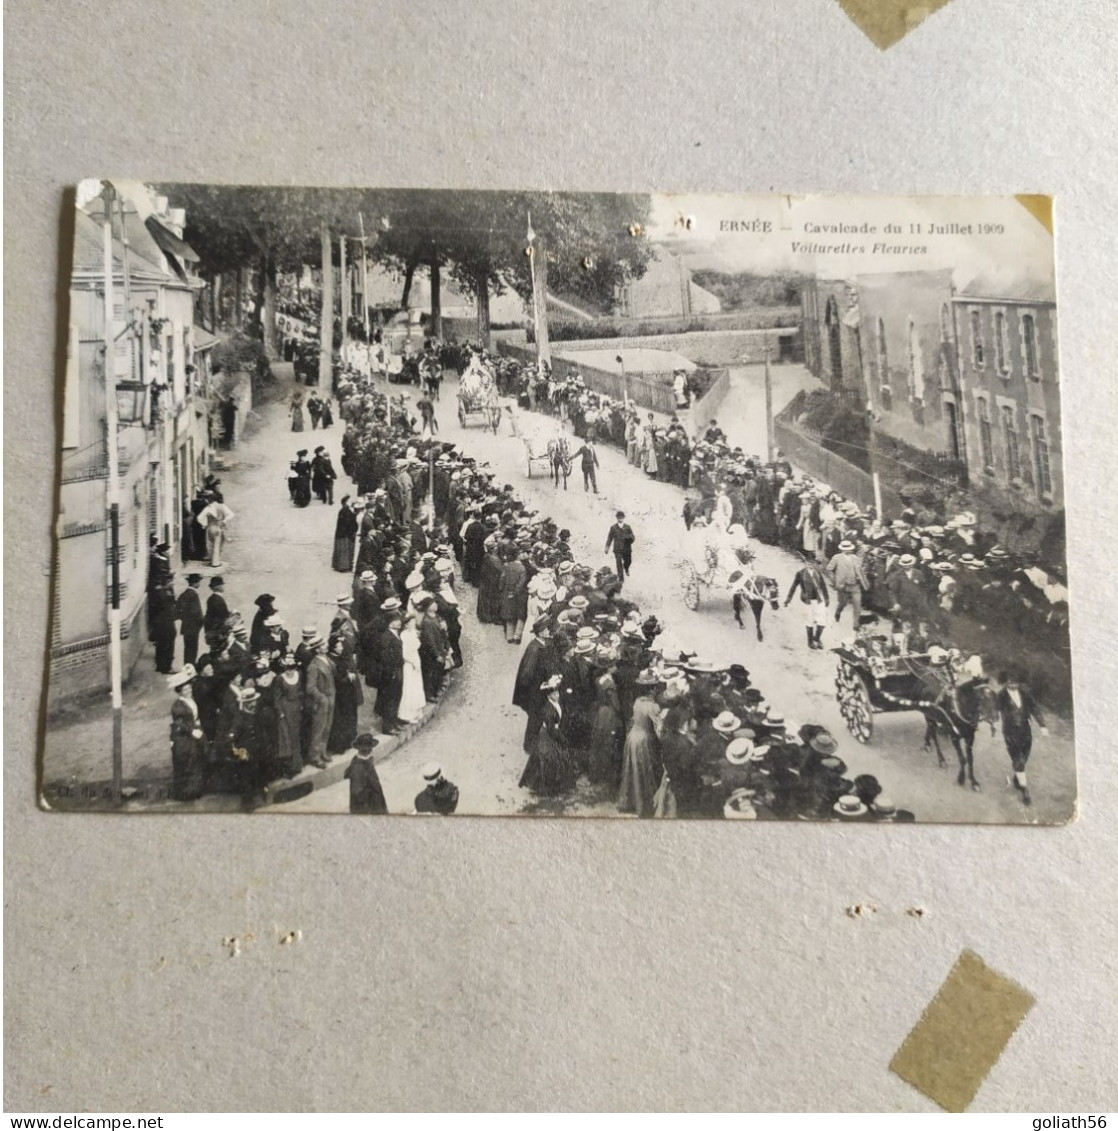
[153,184,381,359]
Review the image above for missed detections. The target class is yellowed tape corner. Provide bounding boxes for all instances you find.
[837,0,954,50]
[890,949,1035,1112]
[1016,195,1054,235]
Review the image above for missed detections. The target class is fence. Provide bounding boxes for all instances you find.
[689,368,732,433]
[774,419,904,514]
[496,340,729,415]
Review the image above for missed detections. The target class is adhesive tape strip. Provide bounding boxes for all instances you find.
[890,949,1035,1112]
[836,0,955,50]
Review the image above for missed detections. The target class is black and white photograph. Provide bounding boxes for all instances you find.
[43,184,1074,823]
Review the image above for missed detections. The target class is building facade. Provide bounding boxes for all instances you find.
[615,249,722,319]
[953,278,1061,511]
[51,188,211,705]
[800,277,863,394]
[855,269,963,458]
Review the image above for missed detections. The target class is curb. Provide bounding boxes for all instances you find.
[263,669,456,808]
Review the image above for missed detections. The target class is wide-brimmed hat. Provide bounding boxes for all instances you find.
[263,614,284,628]
[820,756,849,776]
[336,595,353,607]
[723,788,758,820]
[575,626,599,641]
[898,553,916,567]
[834,794,868,818]
[568,595,590,610]
[635,668,663,686]
[574,639,597,655]
[873,796,897,817]
[381,597,402,611]
[809,731,839,756]
[838,540,855,552]
[168,664,196,690]
[306,633,326,650]
[724,737,754,765]
[421,762,443,782]
[405,571,426,590]
[712,711,741,733]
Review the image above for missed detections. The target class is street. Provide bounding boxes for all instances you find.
[277,364,1076,822]
[42,358,1076,822]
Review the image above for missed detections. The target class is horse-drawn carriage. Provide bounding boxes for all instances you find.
[833,640,996,789]
[456,362,502,431]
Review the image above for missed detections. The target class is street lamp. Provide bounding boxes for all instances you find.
[115,379,149,425]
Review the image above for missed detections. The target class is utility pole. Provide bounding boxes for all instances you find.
[526,213,551,370]
[101,181,124,804]
[318,223,333,389]
[339,233,350,363]
[763,344,775,462]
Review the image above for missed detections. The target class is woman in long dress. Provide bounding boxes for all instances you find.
[169,669,206,801]
[618,674,663,817]
[273,655,304,778]
[519,676,577,796]
[476,543,504,625]
[290,393,305,432]
[586,669,624,786]
[398,614,428,723]
[327,639,363,754]
[332,497,359,572]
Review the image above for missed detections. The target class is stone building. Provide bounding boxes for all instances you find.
[800,277,863,394]
[953,275,1062,511]
[614,248,722,319]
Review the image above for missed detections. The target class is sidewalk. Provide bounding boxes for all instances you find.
[41,363,457,812]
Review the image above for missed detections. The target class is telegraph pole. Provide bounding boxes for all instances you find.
[101,181,124,804]
[763,344,775,462]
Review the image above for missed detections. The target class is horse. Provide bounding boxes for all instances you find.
[919,676,999,790]
[547,437,571,490]
[729,572,781,641]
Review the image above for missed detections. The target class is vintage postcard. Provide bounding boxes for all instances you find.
[43,185,1073,822]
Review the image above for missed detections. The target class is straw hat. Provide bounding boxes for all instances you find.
[834,795,868,818]
[712,711,741,734]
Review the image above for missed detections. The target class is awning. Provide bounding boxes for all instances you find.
[193,326,218,352]
[145,216,199,262]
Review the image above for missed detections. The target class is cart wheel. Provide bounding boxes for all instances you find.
[835,661,874,743]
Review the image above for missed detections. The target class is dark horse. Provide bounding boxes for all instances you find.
[920,676,998,790]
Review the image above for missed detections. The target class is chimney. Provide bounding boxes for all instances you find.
[154,195,169,216]
[169,208,186,234]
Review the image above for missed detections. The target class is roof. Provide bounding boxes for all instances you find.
[193,326,219,351]
[145,216,199,283]
[956,272,1056,304]
[72,206,173,279]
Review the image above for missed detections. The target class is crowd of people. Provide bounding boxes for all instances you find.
[153,327,1058,817]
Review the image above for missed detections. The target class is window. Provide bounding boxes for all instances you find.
[908,317,924,421]
[1022,313,1039,380]
[970,309,984,368]
[977,398,994,470]
[1002,404,1022,481]
[994,311,1009,374]
[876,317,891,409]
[940,303,952,343]
[944,399,964,463]
[1031,414,1053,496]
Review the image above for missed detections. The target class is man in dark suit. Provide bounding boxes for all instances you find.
[512,618,553,753]
[174,573,205,667]
[605,511,635,581]
[996,673,1048,806]
[203,576,230,636]
[417,597,448,702]
[376,615,405,735]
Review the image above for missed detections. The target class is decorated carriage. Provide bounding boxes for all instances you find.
[456,362,502,431]
[832,642,953,744]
